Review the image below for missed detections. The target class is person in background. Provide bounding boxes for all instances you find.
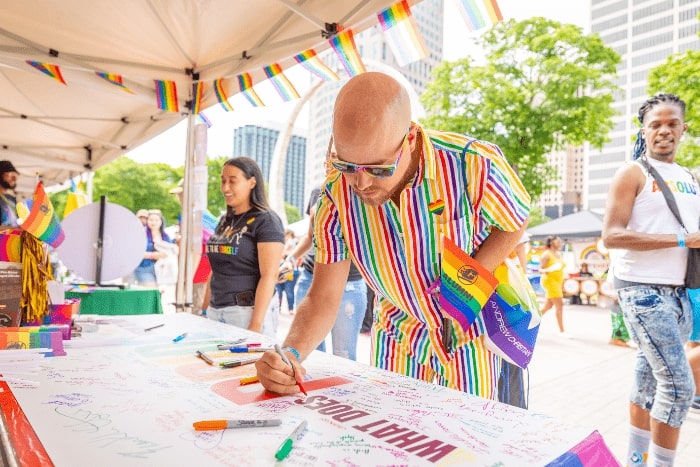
[136,209,149,226]
[168,179,214,316]
[603,93,698,467]
[205,157,284,337]
[256,72,529,402]
[276,229,299,314]
[0,160,20,230]
[133,209,173,288]
[281,148,367,361]
[539,235,569,338]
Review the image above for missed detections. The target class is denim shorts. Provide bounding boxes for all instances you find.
[617,284,695,427]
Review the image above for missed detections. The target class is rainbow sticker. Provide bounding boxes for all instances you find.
[428,199,445,215]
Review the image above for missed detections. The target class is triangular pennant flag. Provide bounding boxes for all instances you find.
[201,210,218,244]
[26,61,66,85]
[95,72,133,93]
[377,0,428,66]
[18,182,65,247]
[154,80,179,112]
[263,63,300,102]
[439,236,499,331]
[454,0,503,32]
[293,49,339,81]
[213,78,234,112]
[198,112,213,128]
[329,28,366,77]
[237,73,265,107]
[62,191,88,219]
[191,81,204,115]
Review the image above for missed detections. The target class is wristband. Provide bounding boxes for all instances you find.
[678,231,686,248]
[282,346,301,362]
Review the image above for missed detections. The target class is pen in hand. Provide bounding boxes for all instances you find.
[274,420,307,461]
[274,344,307,396]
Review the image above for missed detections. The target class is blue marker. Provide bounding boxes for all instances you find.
[173,332,188,343]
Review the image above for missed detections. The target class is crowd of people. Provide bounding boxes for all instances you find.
[4,72,700,466]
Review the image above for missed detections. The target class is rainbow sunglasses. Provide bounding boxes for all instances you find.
[331,131,409,178]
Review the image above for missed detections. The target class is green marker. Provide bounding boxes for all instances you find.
[274,420,307,461]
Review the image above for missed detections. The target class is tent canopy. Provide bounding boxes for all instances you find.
[0,0,411,196]
[527,210,604,240]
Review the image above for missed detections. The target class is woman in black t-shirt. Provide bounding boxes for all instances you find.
[205,157,284,337]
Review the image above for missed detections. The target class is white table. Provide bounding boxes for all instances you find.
[0,314,619,466]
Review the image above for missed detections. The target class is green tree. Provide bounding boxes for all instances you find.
[647,44,700,167]
[92,158,182,225]
[421,18,620,200]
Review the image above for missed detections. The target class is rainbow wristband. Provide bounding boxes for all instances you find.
[678,231,686,248]
[282,346,301,362]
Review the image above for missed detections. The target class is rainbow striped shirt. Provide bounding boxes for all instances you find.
[314,126,530,365]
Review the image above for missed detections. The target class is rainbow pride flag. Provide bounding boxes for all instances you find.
[455,0,503,32]
[377,0,428,66]
[154,79,179,112]
[191,81,204,114]
[18,182,65,248]
[263,63,300,102]
[26,61,66,85]
[293,49,339,81]
[95,72,133,93]
[213,78,234,112]
[237,73,265,107]
[201,210,218,244]
[439,236,498,331]
[329,28,366,77]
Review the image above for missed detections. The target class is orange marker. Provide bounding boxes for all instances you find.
[193,419,282,431]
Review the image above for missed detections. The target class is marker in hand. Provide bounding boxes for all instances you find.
[274,344,307,396]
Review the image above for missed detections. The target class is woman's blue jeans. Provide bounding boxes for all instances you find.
[294,268,367,361]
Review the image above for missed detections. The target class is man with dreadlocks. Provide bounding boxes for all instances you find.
[603,93,699,467]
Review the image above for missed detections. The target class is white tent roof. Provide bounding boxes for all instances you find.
[0,0,413,196]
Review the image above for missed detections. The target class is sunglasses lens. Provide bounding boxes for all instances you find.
[331,161,357,174]
[366,167,394,178]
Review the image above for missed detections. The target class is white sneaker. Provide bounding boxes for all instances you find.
[558,332,574,339]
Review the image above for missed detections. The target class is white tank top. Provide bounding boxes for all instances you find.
[615,158,700,285]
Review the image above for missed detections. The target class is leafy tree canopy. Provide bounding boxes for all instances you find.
[647,46,700,167]
[421,17,620,200]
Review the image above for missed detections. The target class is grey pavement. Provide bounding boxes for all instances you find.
[277,301,700,466]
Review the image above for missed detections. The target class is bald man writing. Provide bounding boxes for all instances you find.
[256,72,530,400]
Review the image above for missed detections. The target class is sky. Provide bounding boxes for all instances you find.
[126,0,590,167]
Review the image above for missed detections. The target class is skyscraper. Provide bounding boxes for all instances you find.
[305,0,444,200]
[586,0,700,212]
[232,123,307,215]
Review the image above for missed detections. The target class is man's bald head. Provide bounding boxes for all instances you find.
[333,72,411,158]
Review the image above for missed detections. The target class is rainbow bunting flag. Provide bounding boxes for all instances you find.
[293,49,339,81]
[62,191,88,219]
[154,80,179,112]
[18,182,65,248]
[191,81,204,115]
[377,0,428,66]
[213,78,234,112]
[263,63,300,102]
[95,72,133,93]
[439,236,498,332]
[454,0,503,32]
[237,73,265,107]
[329,28,366,77]
[198,112,213,128]
[26,61,66,85]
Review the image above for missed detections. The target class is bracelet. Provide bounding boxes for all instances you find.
[678,231,686,248]
[282,346,301,362]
